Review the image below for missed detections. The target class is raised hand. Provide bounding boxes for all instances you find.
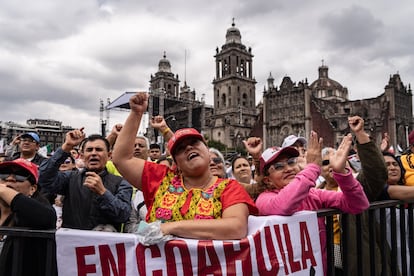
[64,128,86,150]
[330,134,353,173]
[111,124,123,136]
[348,115,370,144]
[242,137,262,159]
[348,116,364,133]
[129,92,149,115]
[305,131,323,166]
[150,115,168,130]
[380,132,390,152]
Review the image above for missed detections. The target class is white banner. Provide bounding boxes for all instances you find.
[56,210,322,275]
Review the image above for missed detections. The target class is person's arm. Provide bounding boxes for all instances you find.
[387,185,414,201]
[349,116,387,201]
[106,124,123,149]
[0,185,56,229]
[112,93,148,190]
[256,164,320,215]
[256,131,322,215]
[38,147,72,194]
[4,135,21,157]
[243,137,263,178]
[160,203,249,239]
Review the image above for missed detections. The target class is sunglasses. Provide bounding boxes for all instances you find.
[322,160,330,166]
[211,157,223,164]
[0,172,31,182]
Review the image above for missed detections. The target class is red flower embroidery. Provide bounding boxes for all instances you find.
[155,208,172,220]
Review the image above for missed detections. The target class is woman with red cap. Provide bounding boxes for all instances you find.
[255,131,369,275]
[0,158,56,275]
[112,92,257,244]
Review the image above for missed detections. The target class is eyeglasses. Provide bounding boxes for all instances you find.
[0,172,31,182]
[20,138,36,143]
[322,159,330,166]
[268,157,297,172]
[210,157,223,164]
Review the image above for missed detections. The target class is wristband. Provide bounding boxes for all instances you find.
[161,127,171,136]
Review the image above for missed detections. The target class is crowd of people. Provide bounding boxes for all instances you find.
[0,91,414,275]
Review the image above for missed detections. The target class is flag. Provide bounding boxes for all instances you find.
[38,144,52,157]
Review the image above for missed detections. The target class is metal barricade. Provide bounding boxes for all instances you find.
[318,200,414,276]
[0,200,413,276]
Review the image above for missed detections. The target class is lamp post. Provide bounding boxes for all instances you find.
[406,125,409,148]
[160,115,176,154]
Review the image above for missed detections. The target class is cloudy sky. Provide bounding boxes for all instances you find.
[1,0,413,136]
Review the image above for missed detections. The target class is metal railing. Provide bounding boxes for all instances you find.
[1,200,413,276]
[319,199,414,276]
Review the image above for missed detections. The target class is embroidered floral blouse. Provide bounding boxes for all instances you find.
[141,162,258,222]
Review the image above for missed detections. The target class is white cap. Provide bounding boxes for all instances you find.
[282,135,307,148]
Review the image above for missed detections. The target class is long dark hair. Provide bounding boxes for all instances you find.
[382,151,405,185]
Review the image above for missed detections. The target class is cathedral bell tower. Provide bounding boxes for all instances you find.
[208,19,257,150]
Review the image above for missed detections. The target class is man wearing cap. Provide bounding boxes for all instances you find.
[399,129,414,185]
[4,132,46,166]
[38,131,132,232]
[112,92,257,244]
[0,158,56,275]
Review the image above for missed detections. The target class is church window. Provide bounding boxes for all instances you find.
[221,94,226,107]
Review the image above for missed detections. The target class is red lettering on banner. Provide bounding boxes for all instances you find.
[283,223,301,273]
[165,240,192,276]
[273,224,289,275]
[253,227,280,275]
[136,244,163,276]
[223,238,252,275]
[76,246,97,276]
[98,243,126,276]
[197,240,222,275]
[299,221,316,269]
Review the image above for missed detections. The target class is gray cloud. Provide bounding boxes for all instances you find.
[0,0,412,135]
[320,5,384,50]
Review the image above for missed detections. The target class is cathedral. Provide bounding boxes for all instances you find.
[205,21,413,151]
[108,21,413,152]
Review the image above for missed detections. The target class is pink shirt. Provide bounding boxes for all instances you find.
[256,163,369,274]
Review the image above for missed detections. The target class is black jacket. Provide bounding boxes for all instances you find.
[0,192,57,276]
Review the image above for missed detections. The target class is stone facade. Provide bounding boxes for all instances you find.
[146,53,213,144]
[203,21,257,149]
[259,65,413,150]
[0,119,73,152]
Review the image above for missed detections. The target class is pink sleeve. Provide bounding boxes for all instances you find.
[332,169,370,213]
[315,169,370,213]
[256,163,320,215]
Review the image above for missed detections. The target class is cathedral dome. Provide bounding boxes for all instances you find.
[225,20,241,44]
[309,64,348,101]
[158,52,171,73]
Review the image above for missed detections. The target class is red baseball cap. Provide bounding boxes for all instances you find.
[0,158,39,184]
[167,128,205,155]
[259,146,299,173]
